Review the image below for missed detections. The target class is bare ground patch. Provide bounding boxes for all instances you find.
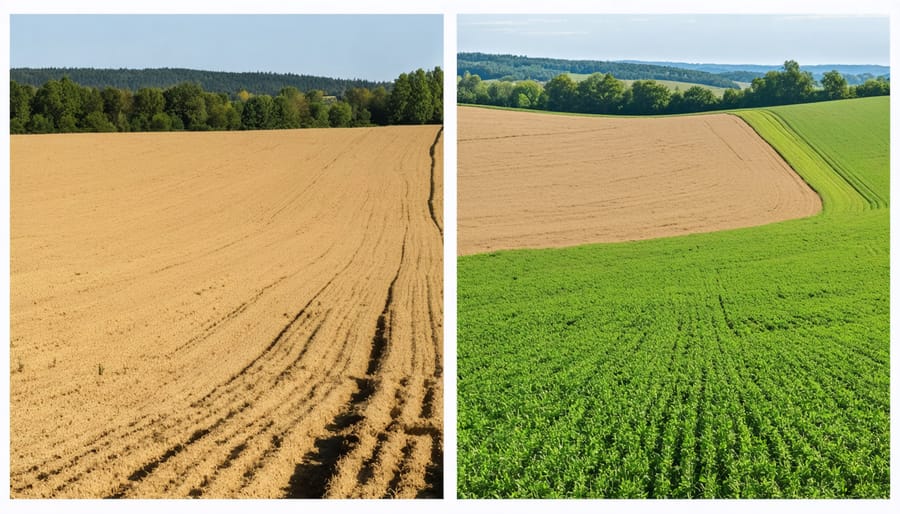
[10,126,443,498]
[458,107,821,255]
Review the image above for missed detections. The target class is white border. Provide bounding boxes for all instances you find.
[2,1,899,513]
[442,12,459,503]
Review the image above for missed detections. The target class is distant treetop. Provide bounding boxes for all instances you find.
[457,52,741,89]
[11,68,391,98]
[10,66,443,134]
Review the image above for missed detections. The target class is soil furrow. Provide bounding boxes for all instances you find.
[458,106,820,254]
[11,126,442,498]
[427,127,444,235]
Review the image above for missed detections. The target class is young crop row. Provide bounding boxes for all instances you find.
[760,98,888,209]
[459,213,888,497]
[458,97,889,498]
[736,97,887,213]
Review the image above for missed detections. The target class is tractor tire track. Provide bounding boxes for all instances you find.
[11,125,443,498]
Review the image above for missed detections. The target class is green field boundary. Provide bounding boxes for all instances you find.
[459,101,881,216]
[733,110,870,214]
[773,112,887,210]
[457,98,889,497]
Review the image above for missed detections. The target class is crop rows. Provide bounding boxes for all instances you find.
[457,97,889,498]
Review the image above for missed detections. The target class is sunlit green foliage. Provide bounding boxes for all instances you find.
[458,97,889,498]
[10,66,443,134]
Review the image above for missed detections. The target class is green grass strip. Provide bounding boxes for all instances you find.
[734,110,869,214]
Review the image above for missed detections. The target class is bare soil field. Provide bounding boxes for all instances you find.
[10,126,443,498]
[458,106,821,255]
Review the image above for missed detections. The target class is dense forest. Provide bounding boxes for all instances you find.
[10,67,443,134]
[11,68,388,97]
[458,60,889,115]
[458,52,740,88]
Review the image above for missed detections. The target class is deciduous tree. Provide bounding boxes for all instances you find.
[544,74,578,112]
[328,101,352,127]
[821,70,849,100]
[626,80,671,114]
[10,80,34,134]
[577,73,624,114]
[680,86,719,112]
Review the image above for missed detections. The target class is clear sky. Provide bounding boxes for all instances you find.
[459,14,889,65]
[10,15,444,81]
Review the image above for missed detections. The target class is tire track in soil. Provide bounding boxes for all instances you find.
[10,126,442,498]
[163,229,398,498]
[280,126,444,499]
[118,181,397,498]
[20,248,350,497]
[428,127,444,236]
[80,197,384,497]
[283,228,408,498]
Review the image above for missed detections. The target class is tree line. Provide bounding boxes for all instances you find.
[11,67,442,134]
[458,52,739,88]
[458,61,889,116]
[715,69,887,86]
[11,68,389,98]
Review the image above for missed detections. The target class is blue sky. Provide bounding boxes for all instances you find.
[10,15,443,81]
[459,14,889,65]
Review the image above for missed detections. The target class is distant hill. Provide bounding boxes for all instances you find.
[458,53,740,89]
[620,60,890,86]
[10,68,391,97]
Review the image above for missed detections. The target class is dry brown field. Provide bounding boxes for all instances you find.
[10,125,443,498]
[458,106,821,255]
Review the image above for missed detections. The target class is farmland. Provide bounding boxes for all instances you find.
[457,97,889,498]
[10,126,443,498]
[458,106,821,255]
[582,76,734,97]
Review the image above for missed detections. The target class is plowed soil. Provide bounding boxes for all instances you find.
[458,107,821,255]
[10,125,443,498]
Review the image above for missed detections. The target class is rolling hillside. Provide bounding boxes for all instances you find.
[457,97,889,498]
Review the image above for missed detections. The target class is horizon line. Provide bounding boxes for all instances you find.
[457,52,890,68]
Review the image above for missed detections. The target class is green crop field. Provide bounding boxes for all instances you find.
[457,97,889,498]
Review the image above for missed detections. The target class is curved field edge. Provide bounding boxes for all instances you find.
[461,97,888,212]
[459,108,823,255]
[734,97,888,213]
[456,97,889,498]
[734,111,865,213]
[765,98,888,209]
